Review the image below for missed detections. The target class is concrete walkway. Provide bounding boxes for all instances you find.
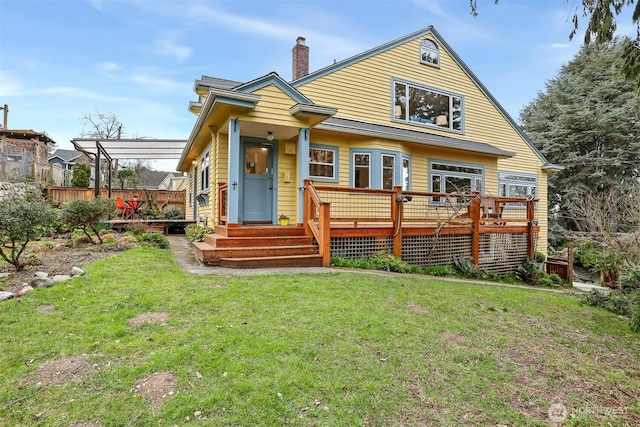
[572,281,611,293]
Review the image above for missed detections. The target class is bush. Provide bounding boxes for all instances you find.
[515,257,544,285]
[330,252,414,273]
[185,224,214,242]
[135,232,170,249]
[452,256,494,280]
[61,198,116,244]
[423,265,455,276]
[580,289,640,329]
[621,266,640,292]
[0,200,57,271]
[71,163,91,187]
[161,205,185,220]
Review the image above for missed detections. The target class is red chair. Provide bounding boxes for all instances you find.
[116,197,132,219]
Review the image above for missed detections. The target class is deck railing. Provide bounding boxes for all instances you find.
[45,187,186,213]
[304,180,539,273]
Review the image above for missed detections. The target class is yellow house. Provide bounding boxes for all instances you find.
[178,26,559,272]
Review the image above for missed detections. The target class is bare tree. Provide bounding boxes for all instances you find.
[80,110,123,139]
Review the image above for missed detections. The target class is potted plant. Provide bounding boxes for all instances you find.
[279,214,289,226]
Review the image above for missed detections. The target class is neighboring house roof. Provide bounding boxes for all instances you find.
[48,148,83,163]
[195,76,243,91]
[291,25,552,167]
[0,128,56,145]
[317,118,516,158]
[136,170,181,189]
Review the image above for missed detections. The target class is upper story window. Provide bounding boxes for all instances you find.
[200,151,210,192]
[309,145,337,181]
[394,79,463,132]
[420,39,440,66]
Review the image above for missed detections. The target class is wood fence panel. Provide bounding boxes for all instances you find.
[45,187,186,212]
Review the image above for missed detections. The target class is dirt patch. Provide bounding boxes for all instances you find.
[128,311,170,326]
[132,371,177,407]
[0,238,120,294]
[32,355,95,386]
[440,332,467,343]
[36,304,55,314]
[407,302,429,314]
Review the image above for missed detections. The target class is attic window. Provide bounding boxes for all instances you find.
[420,39,439,67]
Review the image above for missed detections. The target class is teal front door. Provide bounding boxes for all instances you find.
[242,143,274,223]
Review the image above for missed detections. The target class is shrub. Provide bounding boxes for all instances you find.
[71,163,91,187]
[534,251,546,264]
[136,232,170,249]
[0,200,57,271]
[537,277,555,287]
[515,257,544,285]
[61,198,116,244]
[368,251,413,273]
[423,265,455,276]
[185,224,214,242]
[621,266,640,292]
[548,273,564,285]
[161,205,185,220]
[452,256,493,280]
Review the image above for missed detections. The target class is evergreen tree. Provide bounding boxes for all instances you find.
[521,40,640,231]
[71,163,91,188]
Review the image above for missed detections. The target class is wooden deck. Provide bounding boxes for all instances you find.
[108,219,195,235]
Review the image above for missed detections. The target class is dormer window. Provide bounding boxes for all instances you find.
[420,39,439,67]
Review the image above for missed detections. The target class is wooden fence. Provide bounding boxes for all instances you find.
[45,187,186,214]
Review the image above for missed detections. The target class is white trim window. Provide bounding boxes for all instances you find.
[430,160,483,203]
[499,171,537,199]
[394,79,463,132]
[353,153,370,188]
[309,146,336,180]
[420,39,440,67]
[402,157,411,191]
[382,154,395,190]
[200,151,210,192]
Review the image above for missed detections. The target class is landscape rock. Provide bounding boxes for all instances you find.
[35,271,49,278]
[0,272,10,279]
[31,277,54,288]
[0,291,16,301]
[52,275,72,283]
[71,267,85,277]
[16,285,34,296]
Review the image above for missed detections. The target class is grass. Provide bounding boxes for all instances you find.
[1,247,639,426]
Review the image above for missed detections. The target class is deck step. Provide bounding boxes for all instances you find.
[218,254,323,268]
[214,225,305,237]
[204,235,313,248]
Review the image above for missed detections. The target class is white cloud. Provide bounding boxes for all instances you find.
[550,43,572,49]
[0,71,23,96]
[130,74,192,92]
[153,34,192,62]
[98,62,121,73]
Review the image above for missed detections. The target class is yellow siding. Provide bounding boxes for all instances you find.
[299,34,547,252]
[297,36,543,175]
[244,85,308,128]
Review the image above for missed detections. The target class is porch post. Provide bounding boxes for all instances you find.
[297,128,310,224]
[227,119,241,224]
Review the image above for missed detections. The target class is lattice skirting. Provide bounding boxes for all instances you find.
[330,236,393,259]
[330,232,538,276]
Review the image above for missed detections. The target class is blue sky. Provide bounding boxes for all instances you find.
[0,0,636,171]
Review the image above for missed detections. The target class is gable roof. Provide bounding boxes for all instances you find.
[0,128,56,145]
[136,170,181,189]
[48,148,83,162]
[292,26,552,166]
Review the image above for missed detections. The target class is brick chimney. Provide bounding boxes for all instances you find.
[292,36,309,80]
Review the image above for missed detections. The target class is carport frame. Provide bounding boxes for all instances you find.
[71,138,187,197]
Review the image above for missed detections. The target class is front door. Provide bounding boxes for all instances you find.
[242,143,274,223]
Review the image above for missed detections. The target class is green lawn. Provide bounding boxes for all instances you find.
[1,247,638,426]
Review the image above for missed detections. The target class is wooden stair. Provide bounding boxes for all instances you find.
[192,225,322,268]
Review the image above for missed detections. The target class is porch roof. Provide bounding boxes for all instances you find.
[314,117,517,158]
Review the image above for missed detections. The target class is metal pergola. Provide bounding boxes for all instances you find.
[71,138,187,197]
